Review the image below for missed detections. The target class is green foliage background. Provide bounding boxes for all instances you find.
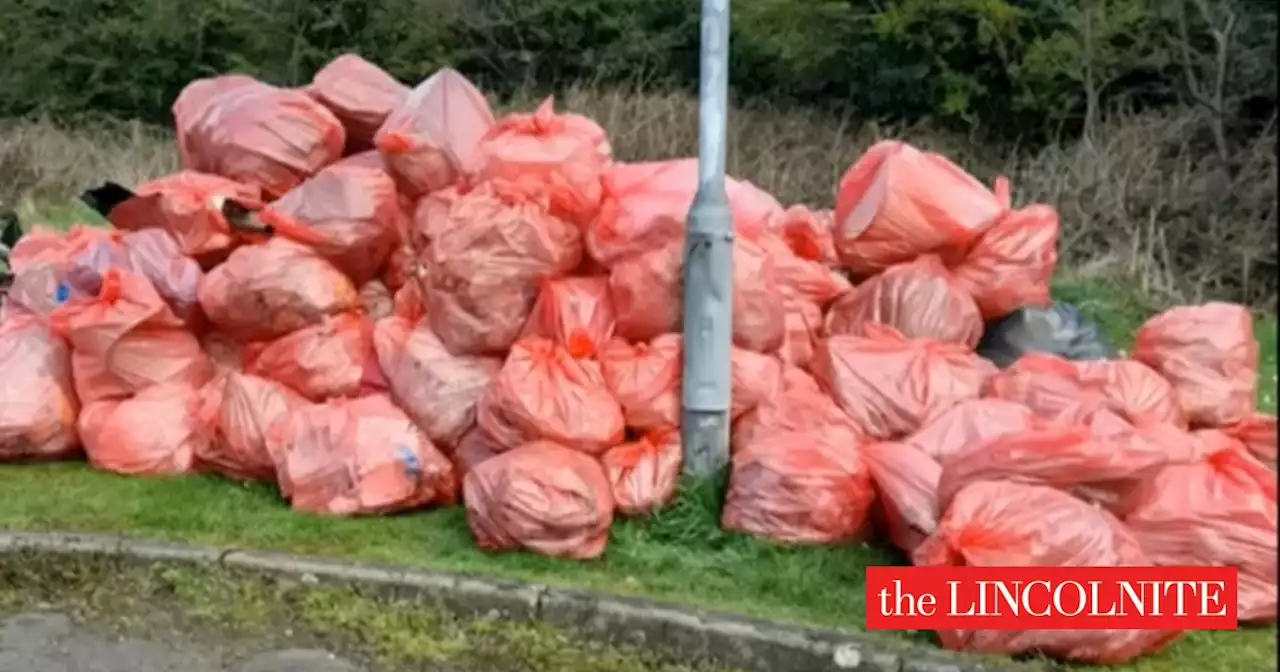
[0,0,1274,143]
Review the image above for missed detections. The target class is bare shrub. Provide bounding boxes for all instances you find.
[0,87,1273,306]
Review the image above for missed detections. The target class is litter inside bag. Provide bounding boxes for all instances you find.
[1132,302,1258,427]
[273,394,457,516]
[0,314,79,461]
[463,440,615,559]
[196,370,306,482]
[473,96,611,227]
[77,382,205,476]
[257,158,404,285]
[977,300,1116,369]
[609,239,684,342]
[824,254,982,347]
[861,441,940,553]
[723,428,875,545]
[833,140,1008,276]
[425,182,582,355]
[50,268,214,403]
[914,480,1182,663]
[375,67,495,197]
[520,276,616,358]
[244,313,386,401]
[952,204,1058,319]
[198,237,360,342]
[601,427,682,516]
[307,53,409,153]
[732,236,788,353]
[1123,431,1277,622]
[102,171,266,264]
[173,76,346,198]
[811,325,996,440]
[373,315,501,450]
[478,336,625,455]
[360,279,394,320]
[597,334,682,431]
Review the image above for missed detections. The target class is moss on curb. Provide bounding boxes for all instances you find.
[0,551,736,672]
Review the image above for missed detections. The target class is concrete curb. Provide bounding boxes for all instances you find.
[0,531,1032,672]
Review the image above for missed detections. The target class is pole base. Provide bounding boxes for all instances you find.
[680,409,730,478]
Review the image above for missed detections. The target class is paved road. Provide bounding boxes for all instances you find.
[0,612,363,672]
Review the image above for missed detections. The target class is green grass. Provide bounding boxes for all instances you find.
[0,552,735,671]
[3,205,1277,671]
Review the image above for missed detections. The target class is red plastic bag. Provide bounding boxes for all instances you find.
[757,231,851,307]
[373,316,501,450]
[731,374,862,451]
[812,326,996,440]
[257,159,404,285]
[196,370,305,482]
[307,53,409,153]
[104,171,265,263]
[732,236,787,353]
[473,97,610,227]
[375,67,495,197]
[392,279,426,324]
[833,141,1008,276]
[586,159,784,267]
[50,269,214,404]
[425,182,582,355]
[198,237,360,342]
[0,263,64,323]
[953,205,1058,319]
[7,225,110,275]
[777,298,822,369]
[77,382,205,476]
[383,244,415,292]
[173,76,346,198]
[861,441,940,553]
[1124,433,1277,622]
[1132,302,1258,427]
[935,424,1195,516]
[731,346,784,418]
[360,280,394,320]
[520,276,616,358]
[0,315,79,460]
[1072,358,1184,428]
[273,394,457,516]
[61,228,205,324]
[1222,413,1277,467]
[464,440,615,559]
[775,206,839,268]
[478,336,625,455]
[723,428,874,545]
[244,313,385,401]
[601,427,682,516]
[453,428,502,480]
[200,330,244,372]
[609,239,684,342]
[904,398,1037,462]
[598,334,682,431]
[982,353,1109,426]
[825,254,982,348]
[915,480,1181,663]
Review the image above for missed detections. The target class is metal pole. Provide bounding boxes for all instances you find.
[680,0,733,478]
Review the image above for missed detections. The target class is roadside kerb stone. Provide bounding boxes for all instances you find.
[0,531,1037,672]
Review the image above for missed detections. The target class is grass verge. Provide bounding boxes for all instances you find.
[1,205,1276,671]
[0,551,734,671]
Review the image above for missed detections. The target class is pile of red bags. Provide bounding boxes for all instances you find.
[0,53,1273,667]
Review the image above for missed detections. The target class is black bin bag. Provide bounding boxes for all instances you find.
[977,301,1117,368]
